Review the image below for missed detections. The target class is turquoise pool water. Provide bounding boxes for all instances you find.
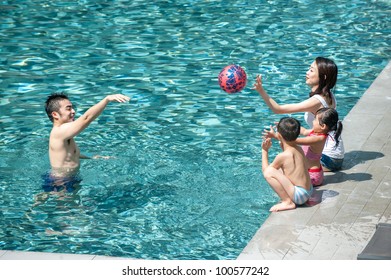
[0,0,390,259]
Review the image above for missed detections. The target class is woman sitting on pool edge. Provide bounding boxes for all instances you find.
[253,57,344,172]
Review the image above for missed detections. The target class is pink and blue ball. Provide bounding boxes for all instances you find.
[218,65,247,93]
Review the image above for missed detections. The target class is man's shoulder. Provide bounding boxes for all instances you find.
[50,123,70,140]
[50,125,61,136]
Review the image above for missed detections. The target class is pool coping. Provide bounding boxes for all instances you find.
[1,61,390,260]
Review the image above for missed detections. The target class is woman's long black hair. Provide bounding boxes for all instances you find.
[310,57,338,107]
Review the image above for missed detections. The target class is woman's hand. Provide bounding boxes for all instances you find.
[252,74,265,93]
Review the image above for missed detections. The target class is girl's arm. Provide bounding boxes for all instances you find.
[262,125,278,139]
[295,135,324,146]
[300,126,311,136]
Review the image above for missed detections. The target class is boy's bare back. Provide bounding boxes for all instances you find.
[277,145,311,190]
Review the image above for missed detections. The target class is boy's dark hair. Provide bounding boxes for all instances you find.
[45,92,69,122]
[277,117,301,142]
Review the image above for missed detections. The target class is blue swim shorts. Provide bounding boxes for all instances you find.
[293,185,313,205]
[42,172,82,192]
[321,154,343,171]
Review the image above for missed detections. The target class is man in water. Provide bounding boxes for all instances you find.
[44,92,130,191]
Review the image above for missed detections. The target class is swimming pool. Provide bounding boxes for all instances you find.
[0,0,390,259]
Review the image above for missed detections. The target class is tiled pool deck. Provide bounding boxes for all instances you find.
[1,62,390,260]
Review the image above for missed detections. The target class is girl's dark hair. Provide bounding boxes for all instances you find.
[316,108,343,147]
[310,57,338,107]
[45,92,69,122]
[277,117,301,142]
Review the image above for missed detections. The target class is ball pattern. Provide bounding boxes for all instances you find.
[218,65,247,93]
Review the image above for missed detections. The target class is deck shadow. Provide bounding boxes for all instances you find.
[325,171,372,183]
[304,188,339,207]
[342,150,384,170]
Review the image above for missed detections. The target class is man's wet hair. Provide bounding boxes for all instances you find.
[45,92,69,122]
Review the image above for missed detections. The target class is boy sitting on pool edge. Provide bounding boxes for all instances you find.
[261,117,313,212]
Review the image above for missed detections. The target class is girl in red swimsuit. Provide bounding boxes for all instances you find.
[296,108,343,186]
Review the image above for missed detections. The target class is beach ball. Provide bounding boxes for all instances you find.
[218,65,247,93]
